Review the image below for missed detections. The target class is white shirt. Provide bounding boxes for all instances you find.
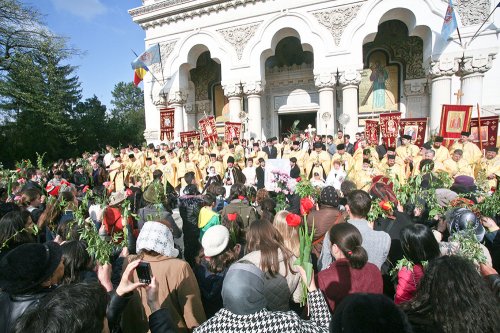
[325,168,346,190]
[103,153,114,168]
[242,166,256,186]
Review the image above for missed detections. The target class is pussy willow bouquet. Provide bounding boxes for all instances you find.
[271,170,297,212]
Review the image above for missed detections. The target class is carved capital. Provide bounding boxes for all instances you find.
[459,53,495,76]
[429,57,459,78]
[242,81,264,96]
[339,69,361,87]
[312,4,362,46]
[222,83,242,98]
[217,22,260,60]
[152,86,169,106]
[196,100,211,115]
[314,73,336,89]
[167,91,187,105]
[184,103,196,114]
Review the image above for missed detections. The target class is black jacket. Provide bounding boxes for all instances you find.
[256,166,265,189]
[345,143,355,155]
[0,289,53,333]
[263,146,277,159]
[290,165,301,179]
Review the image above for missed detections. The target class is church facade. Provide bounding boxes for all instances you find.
[129,0,500,143]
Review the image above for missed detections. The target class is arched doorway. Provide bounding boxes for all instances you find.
[264,36,318,139]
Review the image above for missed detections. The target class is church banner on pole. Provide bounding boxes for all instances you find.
[439,104,472,147]
[470,116,498,150]
[198,116,218,143]
[379,112,401,148]
[224,122,242,143]
[364,120,379,146]
[179,131,200,143]
[399,118,427,147]
[159,108,175,141]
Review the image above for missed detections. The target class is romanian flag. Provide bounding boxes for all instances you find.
[133,67,148,86]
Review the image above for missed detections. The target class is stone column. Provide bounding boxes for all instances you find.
[459,54,494,115]
[168,91,187,140]
[339,69,362,137]
[428,57,458,134]
[315,73,336,135]
[243,81,264,140]
[403,80,428,119]
[223,83,242,122]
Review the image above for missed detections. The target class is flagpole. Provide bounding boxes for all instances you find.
[477,103,483,152]
[157,43,166,84]
[468,2,499,46]
[456,25,463,48]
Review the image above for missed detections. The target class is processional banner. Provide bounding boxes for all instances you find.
[224,122,242,143]
[399,118,427,147]
[364,120,379,146]
[379,112,401,148]
[470,116,499,149]
[179,131,200,144]
[198,116,218,143]
[439,104,472,147]
[159,108,175,141]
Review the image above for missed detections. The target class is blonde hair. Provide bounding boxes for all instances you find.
[273,210,300,257]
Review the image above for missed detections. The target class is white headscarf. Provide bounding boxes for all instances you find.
[136,221,179,258]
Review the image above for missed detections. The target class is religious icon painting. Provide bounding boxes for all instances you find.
[358,50,400,114]
[470,116,499,149]
[399,118,427,147]
[159,108,175,141]
[439,105,472,145]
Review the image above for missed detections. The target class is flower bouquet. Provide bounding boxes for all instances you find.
[270,170,296,212]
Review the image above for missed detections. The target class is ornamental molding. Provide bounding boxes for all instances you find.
[195,100,211,114]
[429,57,460,78]
[338,69,362,86]
[459,53,495,76]
[222,83,242,97]
[131,0,265,28]
[217,22,261,60]
[242,81,264,95]
[184,103,196,114]
[314,73,336,89]
[312,4,362,46]
[143,129,160,141]
[456,0,491,26]
[167,90,188,105]
[149,40,177,75]
[404,81,428,97]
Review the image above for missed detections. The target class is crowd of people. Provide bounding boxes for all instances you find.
[0,128,499,333]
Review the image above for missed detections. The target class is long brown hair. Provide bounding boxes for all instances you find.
[329,223,368,269]
[245,219,293,277]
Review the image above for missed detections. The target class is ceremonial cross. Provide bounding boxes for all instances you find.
[454,89,464,105]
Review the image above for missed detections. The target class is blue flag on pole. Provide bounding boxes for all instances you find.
[131,44,161,69]
[441,0,458,41]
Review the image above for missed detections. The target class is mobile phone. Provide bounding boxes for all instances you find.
[136,261,152,284]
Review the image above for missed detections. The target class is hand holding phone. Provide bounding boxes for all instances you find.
[136,261,153,285]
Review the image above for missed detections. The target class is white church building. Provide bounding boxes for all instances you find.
[129,0,500,143]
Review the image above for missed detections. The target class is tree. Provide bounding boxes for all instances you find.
[0,37,81,166]
[108,82,145,146]
[72,95,108,153]
[0,0,62,74]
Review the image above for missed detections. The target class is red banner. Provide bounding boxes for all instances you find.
[364,120,379,146]
[198,116,218,143]
[180,131,200,144]
[224,122,242,143]
[159,108,175,141]
[379,112,401,148]
[399,118,427,147]
[439,104,472,146]
[470,116,498,149]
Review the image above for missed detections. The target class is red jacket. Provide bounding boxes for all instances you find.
[317,258,383,313]
[394,264,424,305]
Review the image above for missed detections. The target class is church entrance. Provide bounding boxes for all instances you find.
[278,112,316,139]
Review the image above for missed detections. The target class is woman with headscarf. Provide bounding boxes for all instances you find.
[194,262,331,333]
[121,221,206,333]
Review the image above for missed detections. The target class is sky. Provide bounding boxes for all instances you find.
[22,0,146,108]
